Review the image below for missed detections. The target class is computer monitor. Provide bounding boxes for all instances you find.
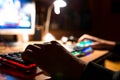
[0,0,36,43]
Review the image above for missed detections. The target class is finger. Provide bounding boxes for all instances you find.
[22,48,44,63]
[90,42,101,49]
[51,41,59,45]
[51,41,63,47]
[34,44,43,47]
[22,49,33,62]
[78,34,98,42]
[78,34,90,42]
[25,44,41,51]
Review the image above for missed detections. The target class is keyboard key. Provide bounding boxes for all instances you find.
[0,51,37,73]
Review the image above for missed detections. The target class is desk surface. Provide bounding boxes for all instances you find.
[0,41,109,80]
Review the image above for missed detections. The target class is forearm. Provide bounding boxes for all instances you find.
[100,39,116,50]
[37,55,86,80]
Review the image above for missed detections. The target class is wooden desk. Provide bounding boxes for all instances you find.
[0,41,109,80]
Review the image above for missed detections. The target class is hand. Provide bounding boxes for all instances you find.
[22,41,86,79]
[78,34,116,50]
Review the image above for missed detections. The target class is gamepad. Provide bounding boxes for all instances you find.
[71,40,93,57]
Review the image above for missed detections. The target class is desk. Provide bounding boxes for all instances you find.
[0,41,110,80]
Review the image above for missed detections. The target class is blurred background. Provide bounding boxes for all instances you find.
[34,0,120,41]
[0,0,120,43]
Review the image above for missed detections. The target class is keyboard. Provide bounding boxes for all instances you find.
[0,51,37,74]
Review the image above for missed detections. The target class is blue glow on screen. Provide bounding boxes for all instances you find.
[0,0,32,29]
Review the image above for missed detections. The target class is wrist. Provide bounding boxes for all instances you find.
[38,57,86,80]
[101,39,116,50]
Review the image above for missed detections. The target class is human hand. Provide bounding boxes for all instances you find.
[22,41,86,79]
[78,34,116,50]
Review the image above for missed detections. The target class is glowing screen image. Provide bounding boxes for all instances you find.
[0,0,31,29]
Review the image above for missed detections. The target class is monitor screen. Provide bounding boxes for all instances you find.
[0,0,35,35]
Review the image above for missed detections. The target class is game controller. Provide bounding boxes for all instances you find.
[71,40,93,57]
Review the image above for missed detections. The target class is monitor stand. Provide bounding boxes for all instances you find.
[17,34,29,43]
